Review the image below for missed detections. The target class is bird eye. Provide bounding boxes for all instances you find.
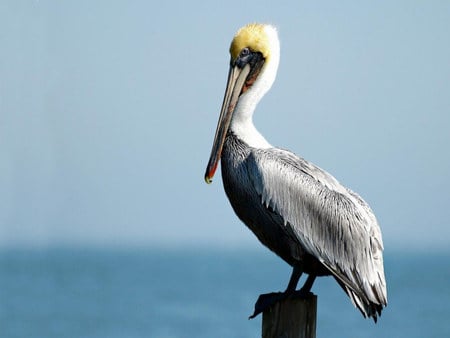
[235,47,253,68]
[240,48,250,57]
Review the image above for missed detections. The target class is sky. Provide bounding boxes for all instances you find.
[1,1,449,251]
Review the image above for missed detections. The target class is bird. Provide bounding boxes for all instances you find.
[204,23,387,322]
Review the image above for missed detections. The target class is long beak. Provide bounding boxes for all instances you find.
[204,64,251,184]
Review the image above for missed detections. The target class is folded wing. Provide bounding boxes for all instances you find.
[247,148,387,320]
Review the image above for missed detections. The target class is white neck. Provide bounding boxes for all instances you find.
[230,25,280,149]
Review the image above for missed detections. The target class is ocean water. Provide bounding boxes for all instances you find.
[0,247,449,338]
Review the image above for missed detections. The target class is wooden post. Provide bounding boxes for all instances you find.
[262,294,317,338]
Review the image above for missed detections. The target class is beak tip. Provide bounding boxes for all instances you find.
[204,161,218,185]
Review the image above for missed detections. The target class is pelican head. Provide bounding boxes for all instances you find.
[205,23,280,184]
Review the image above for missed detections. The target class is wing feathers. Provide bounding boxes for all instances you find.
[248,148,387,318]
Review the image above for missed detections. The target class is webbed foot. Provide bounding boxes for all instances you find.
[248,288,314,319]
[249,292,286,319]
[292,288,314,299]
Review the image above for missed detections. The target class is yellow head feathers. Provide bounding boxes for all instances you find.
[229,23,274,61]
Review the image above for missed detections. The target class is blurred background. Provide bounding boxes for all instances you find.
[1,1,449,337]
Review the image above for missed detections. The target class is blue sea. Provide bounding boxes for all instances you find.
[1,247,449,338]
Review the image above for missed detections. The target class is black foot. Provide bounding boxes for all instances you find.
[248,289,314,319]
[249,292,286,319]
[292,288,314,299]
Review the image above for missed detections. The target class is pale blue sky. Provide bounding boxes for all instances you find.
[1,1,449,251]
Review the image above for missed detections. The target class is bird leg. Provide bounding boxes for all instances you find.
[285,265,302,293]
[249,265,307,319]
[293,274,316,298]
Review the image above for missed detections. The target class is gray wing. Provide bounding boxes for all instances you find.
[248,147,387,316]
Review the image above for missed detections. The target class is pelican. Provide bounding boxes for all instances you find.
[204,23,387,322]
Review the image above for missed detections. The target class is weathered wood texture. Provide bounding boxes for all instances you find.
[262,295,317,338]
